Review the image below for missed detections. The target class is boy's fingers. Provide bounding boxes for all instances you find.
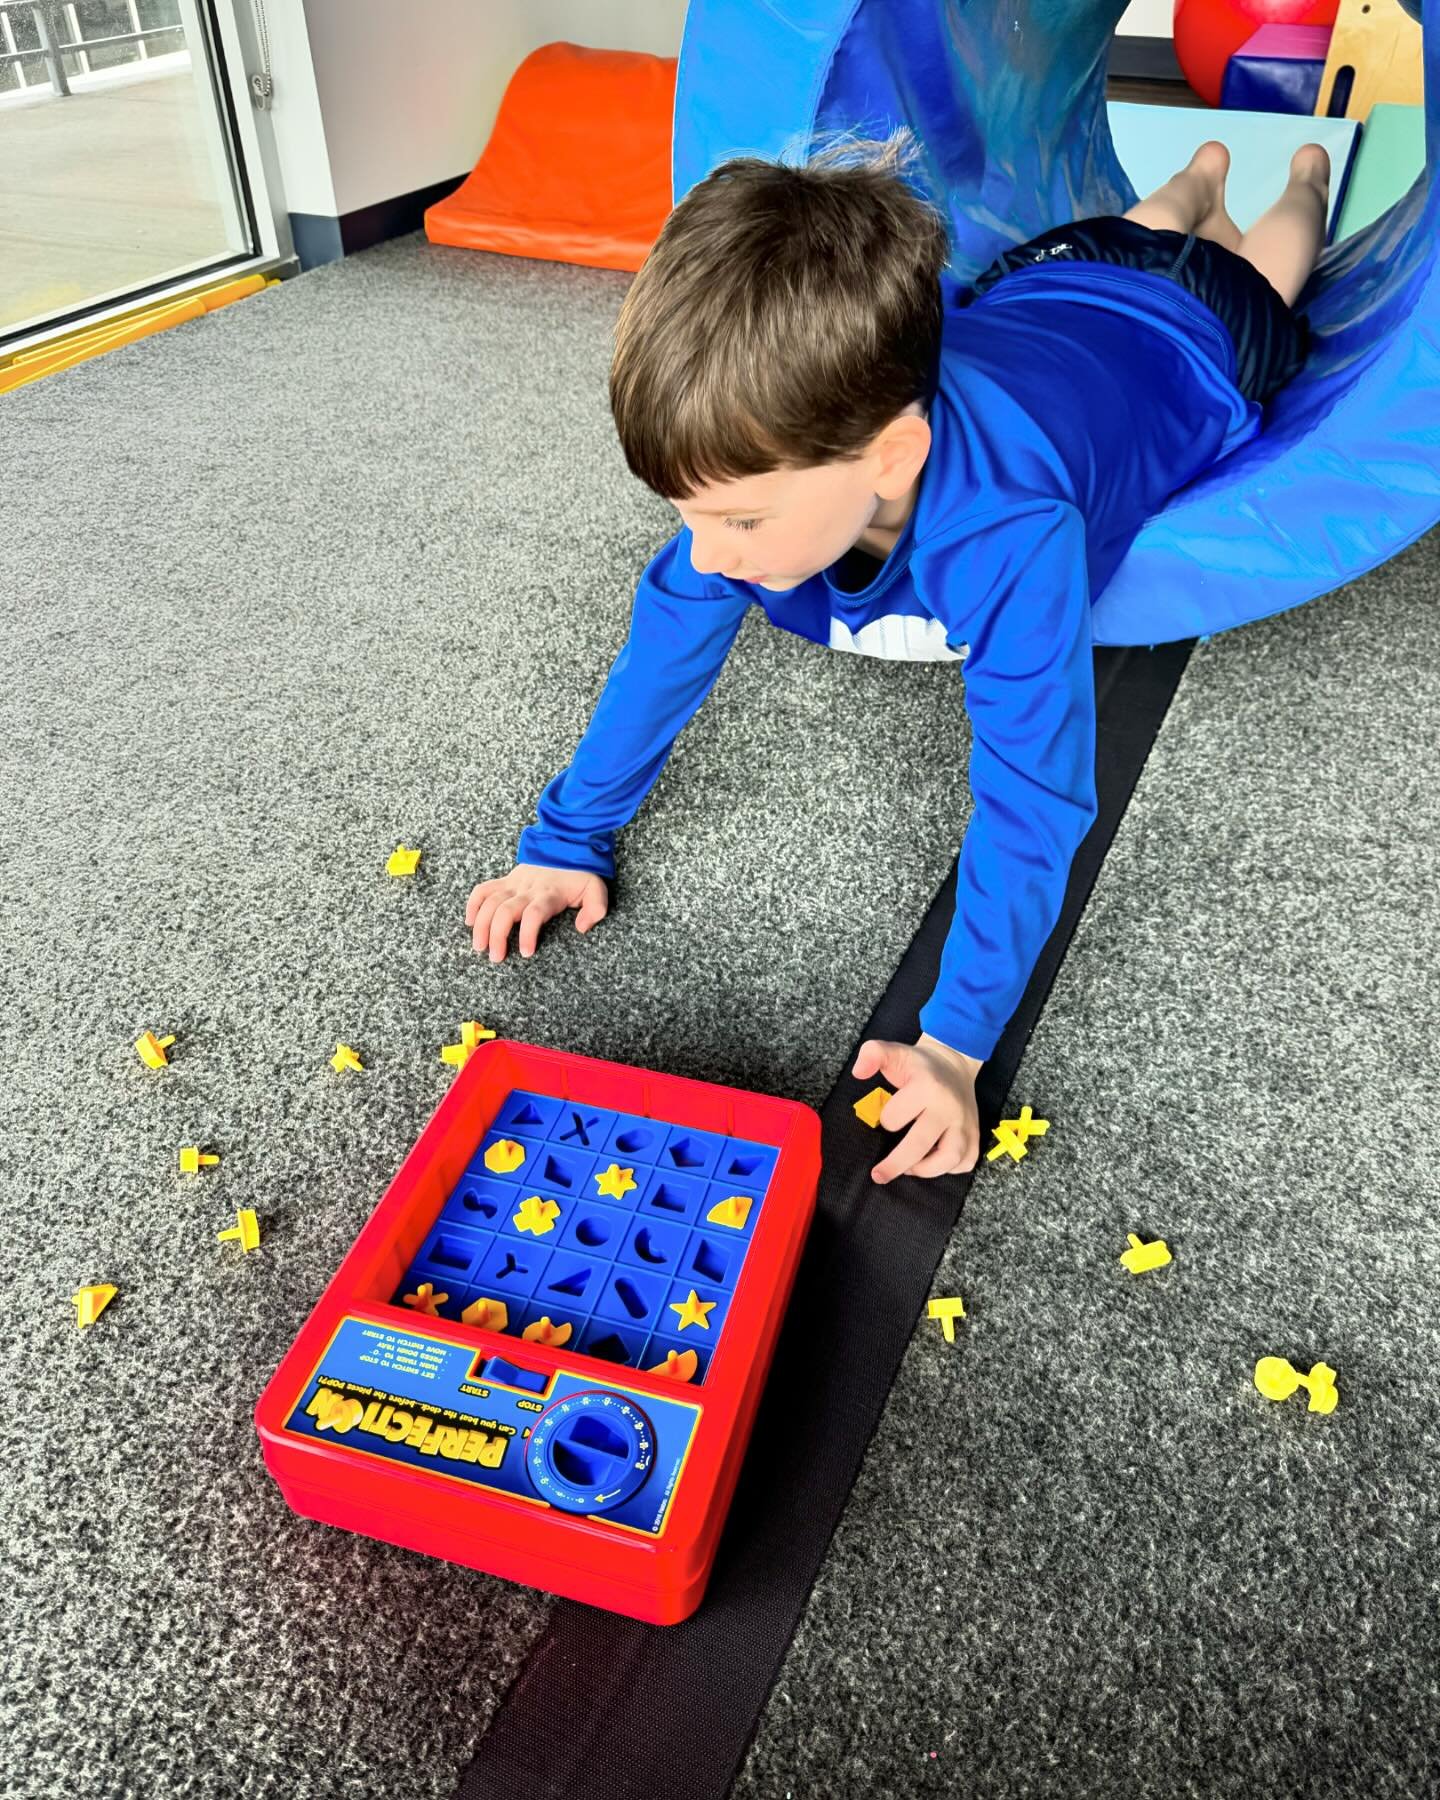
[575,888,608,933]
[470,895,498,955]
[517,902,551,959]
[488,901,520,963]
[879,1082,927,1135]
[911,1128,966,1179]
[852,1038,910,1085]
[464,882,496,929]
[871,1115,941,1185]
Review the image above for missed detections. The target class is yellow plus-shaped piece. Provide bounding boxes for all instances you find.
[670,1289,717,1332]
[484,1138,526,1174]
[986,1106,1050,1162]
[386,845,422,876]
[178,1146,221,1174]
[706,1194,752,1229]
[73,1284,117,1329]
[1254,1356,1339,1414]
[1119,1233,1172,1274]
[439,1020,498,1067]
[217,1209,260,1253]
[403,1282,447,1317]
[331,1043,364,1074]
[134,1031,176,1069]
[513,1194,561,1236]
[594,1163,637,1200]
[927,1296,967,1342]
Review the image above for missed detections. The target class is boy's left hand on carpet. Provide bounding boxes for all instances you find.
[853,1032,983,1183]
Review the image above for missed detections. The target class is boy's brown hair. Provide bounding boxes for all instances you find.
[610,129,950,500]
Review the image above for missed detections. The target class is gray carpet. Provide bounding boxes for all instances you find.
[0,239,970,1798]
[3,233,1437,1800]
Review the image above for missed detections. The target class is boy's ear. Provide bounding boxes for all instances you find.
[874,410,932,499]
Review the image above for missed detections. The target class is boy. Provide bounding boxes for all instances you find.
[466,133,1330,1184]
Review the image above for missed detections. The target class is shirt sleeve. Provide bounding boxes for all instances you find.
[911,500,1100,1062]
[516,529,752,879]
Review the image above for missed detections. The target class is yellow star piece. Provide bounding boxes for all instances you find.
[462,1296,509,1330]
[331,1043,364,1074]
[386,845,422,876]
[669,1288,717,1333]
[403,1282,447,1317]
[73,1284,117,1329]
[648,1346,699,1382]
[1119,1232,1172,1274]
[927,1296,967,1342]
[522,1314,573,1348]
[178,1146,221,1175]
[986,1106,1050,1162]
[483,1138,526,1174]
[134,1031,176,1069]
[1254,1356,1339,1414]
[594,1163,638,1200]
[706,1193,753,1229]
[513,1194,561,1236]
[217,1208,261,1253]
[853,1086,891,1128]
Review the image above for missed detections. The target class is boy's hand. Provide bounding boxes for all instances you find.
[853,1032,983,1183]
[464,863,608,963]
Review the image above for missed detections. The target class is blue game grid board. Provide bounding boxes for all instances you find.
[389,1091,780,1384]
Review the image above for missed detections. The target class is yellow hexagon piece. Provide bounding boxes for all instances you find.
[462,1296,509,1331]
[484,1138,526,1174]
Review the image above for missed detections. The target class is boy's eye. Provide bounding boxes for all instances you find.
[726,517,761,532]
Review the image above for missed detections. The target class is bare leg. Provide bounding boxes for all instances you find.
[1124,140,1243,252]
[1235,144,1330,306]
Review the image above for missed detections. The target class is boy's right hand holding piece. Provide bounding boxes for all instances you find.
[465,864,609,963]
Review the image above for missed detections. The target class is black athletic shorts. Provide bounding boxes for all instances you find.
[968,215,1312,406]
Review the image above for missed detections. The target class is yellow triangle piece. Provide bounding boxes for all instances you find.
[853,1086,891,1128]
[73,1284,118,1329]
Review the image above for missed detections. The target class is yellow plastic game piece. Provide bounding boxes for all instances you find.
[513,1194,561,1236]
[134,1031,176,1069]
[178,1146,221,1175]
[403,1282,447,1317]
[462,1296,509,1330]
[484,1138,526,1174]
[439,1020,498,1067]
[311,1391,364,1432]
[853,1086,891,1128]
[217,1208,260,1253]
[985,1106,1050,1162]
[522,1314,573,1347]
[670,1289,717,1332]
[1254,1356,1339,1414]
[331,1043,364,1074]
[1119,1233,1172,1274]
[73,1284,117,1329]
[927,1296,967,1342]
[386,845,422,876]
[649,1347,699,1381]
[706,1193,753,1229]
[594,1163,638,1200]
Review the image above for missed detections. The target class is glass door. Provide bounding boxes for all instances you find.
[0,0,258,339]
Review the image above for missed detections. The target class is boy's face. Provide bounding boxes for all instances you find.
[673,406,930,592]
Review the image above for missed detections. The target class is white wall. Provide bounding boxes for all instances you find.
[294,0,688,219]
[272,0,1173,224]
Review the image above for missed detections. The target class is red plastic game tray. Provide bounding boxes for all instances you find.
[255,1039,821,1624]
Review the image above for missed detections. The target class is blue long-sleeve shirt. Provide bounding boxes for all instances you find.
[518,261,1265,1061]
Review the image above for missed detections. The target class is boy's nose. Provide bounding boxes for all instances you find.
[688,534,740,578]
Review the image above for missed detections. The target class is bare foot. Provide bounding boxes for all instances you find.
[1191,140,1243,252]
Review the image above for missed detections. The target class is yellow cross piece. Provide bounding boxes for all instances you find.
[986,1106,1050,1162]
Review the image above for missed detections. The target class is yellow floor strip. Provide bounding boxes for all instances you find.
[1,273,278,395]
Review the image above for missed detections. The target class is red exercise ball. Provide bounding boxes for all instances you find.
[1172,0,1339,107]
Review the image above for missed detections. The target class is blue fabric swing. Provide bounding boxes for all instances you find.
[671,0,1437,647]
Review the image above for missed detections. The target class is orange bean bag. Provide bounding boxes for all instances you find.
[425,41,677,273]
